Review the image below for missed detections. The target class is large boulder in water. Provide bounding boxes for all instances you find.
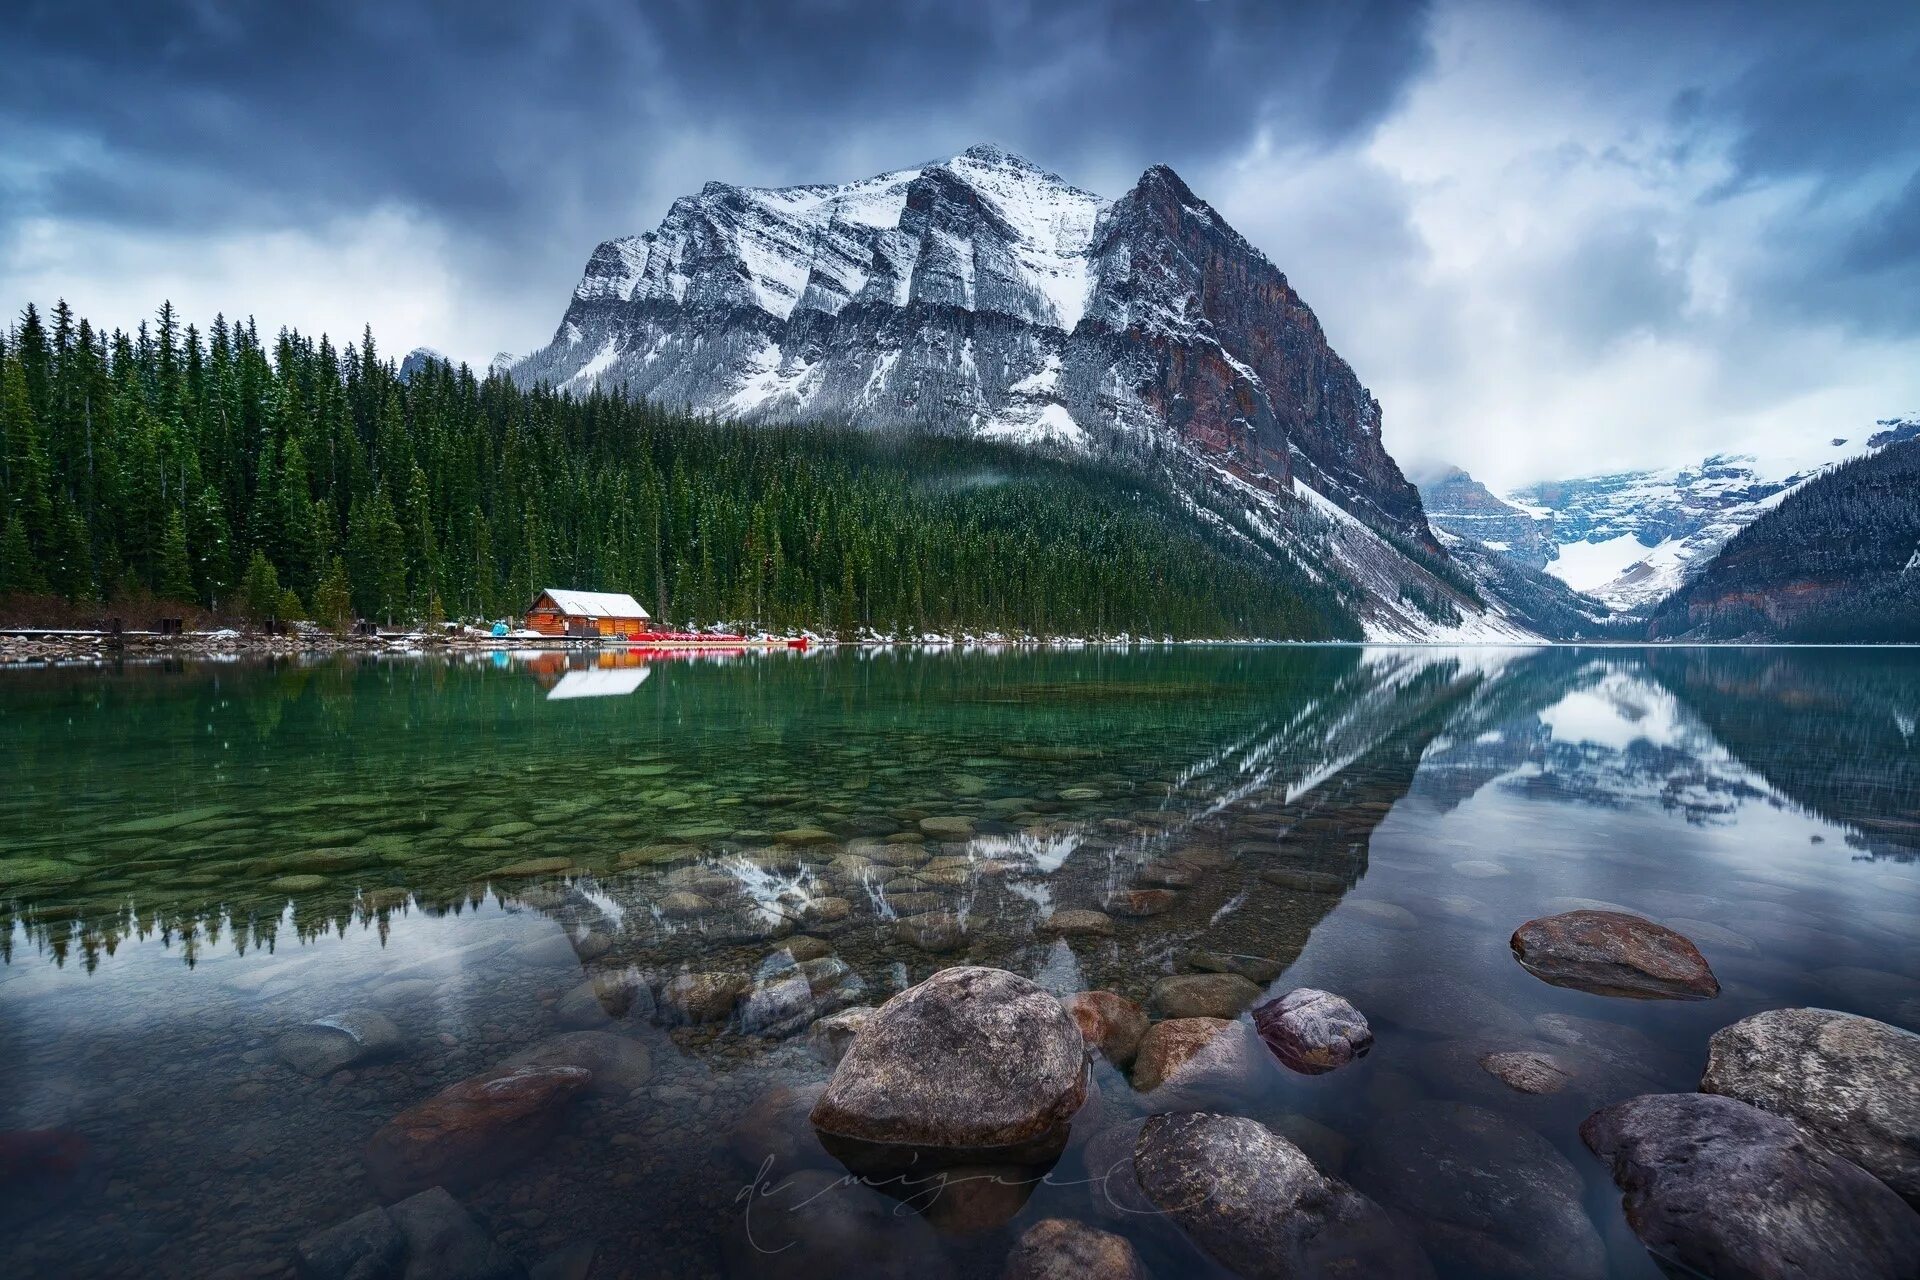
[1133,1112,1433,1279]
[1509,910,1719,999]
[1582,1091,1920,1280]
[1353,1102,1605,1280]
[808,966,1088,1175]
[1701,1007,1920,1208]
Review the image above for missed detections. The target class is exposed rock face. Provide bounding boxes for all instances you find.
[1419,468,1557,569]
[1004,1217,1145,1280]
[1582,1092,1920,1280]
[1510,910,1720,999]
[808,967,1088,1175]
[1355,1102,1605,1280]
[1253,988,1373,1076]
[363,1065,591,1198]
[1701,1008,1920,1207]
[1062,992,1148,1070]
[1134,1113,1434,1279]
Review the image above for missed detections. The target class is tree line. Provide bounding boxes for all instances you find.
[0,301,1357,640]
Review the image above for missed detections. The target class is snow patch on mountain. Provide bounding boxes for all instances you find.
[1468,417,1920,613]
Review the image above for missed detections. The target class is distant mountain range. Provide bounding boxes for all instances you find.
[1421,417,1920,617]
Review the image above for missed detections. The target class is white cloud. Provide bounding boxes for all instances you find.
[1203,0,1920,490]
[0,204,525,367]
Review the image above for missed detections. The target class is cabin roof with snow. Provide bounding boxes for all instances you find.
[531,588,650,620]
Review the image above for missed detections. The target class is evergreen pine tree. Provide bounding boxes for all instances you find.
[157,509,194,603]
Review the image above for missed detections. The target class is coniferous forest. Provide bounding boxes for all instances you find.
[0,301,1357,640]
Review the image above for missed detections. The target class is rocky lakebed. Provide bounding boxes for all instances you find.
[2,645,1918,1278]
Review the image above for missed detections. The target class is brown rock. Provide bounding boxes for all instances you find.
[1510,910,1719,999]
[363,1064,590,1197]
[1131,1017,1231,1092]
[1004,1217,1145,1280]
[1480,1050,1574,1095]
[1150,972,1261,1020]
[1063,992,1149,1069]
[1103,888,1176,917]
[658,970,749,1024]
[1038,909,1114,938]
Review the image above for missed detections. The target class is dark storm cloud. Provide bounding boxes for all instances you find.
[0,0,1433,241]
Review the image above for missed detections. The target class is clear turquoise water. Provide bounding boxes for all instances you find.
[1,645,1916,1278]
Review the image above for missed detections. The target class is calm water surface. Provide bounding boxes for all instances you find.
[2,645,1917,1278]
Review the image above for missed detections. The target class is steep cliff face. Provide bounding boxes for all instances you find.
[1420,467,1558,569]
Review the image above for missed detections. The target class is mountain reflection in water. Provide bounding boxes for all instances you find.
[0,645,1915,1278]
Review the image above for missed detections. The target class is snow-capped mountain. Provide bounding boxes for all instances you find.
[1424,418,1920,614]
[396,346,448,382]
[509,144,1535,641]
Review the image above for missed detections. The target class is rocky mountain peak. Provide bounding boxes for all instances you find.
[506,147,1518,637]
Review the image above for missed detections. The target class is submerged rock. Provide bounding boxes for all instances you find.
[1253,988,1372,1076]
[1004,1217,1145,1280]
[727,1083,831,1175]
[363,1064,591,1198]
[1701,1007,1920,1208]
[555,968,655,1029]
[1038,909,1114,938]
[721,1166,940,1280]
[806,1006,874,1067]
[657,971,749,1024]
[1135,1112,1433,1279]
[504,1031,651,1097]
[1103,888,1176,917]
[1355,1102,1605,1280]
[278,1011,404,1078]
[894,910,970,952]
[1478,1049,1575,1095]
[1582,1092,1920,1280]
[1150,973,1262,1020]
[1509,910,1719,999]
[809,966,1087,1175]
[296,1187,525,1280]
[1062,991,1148,1070]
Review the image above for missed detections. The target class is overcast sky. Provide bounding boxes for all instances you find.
[4,0,1917,488]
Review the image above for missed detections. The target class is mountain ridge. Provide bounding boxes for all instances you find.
[506,145,1537,641]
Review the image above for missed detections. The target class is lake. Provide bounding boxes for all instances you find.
[2,645,1917,1278]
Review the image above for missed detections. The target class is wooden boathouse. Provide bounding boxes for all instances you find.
[523,588,652,639]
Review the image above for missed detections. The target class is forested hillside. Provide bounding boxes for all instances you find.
[1648,435,1920,642]
[0,301,1358,640]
